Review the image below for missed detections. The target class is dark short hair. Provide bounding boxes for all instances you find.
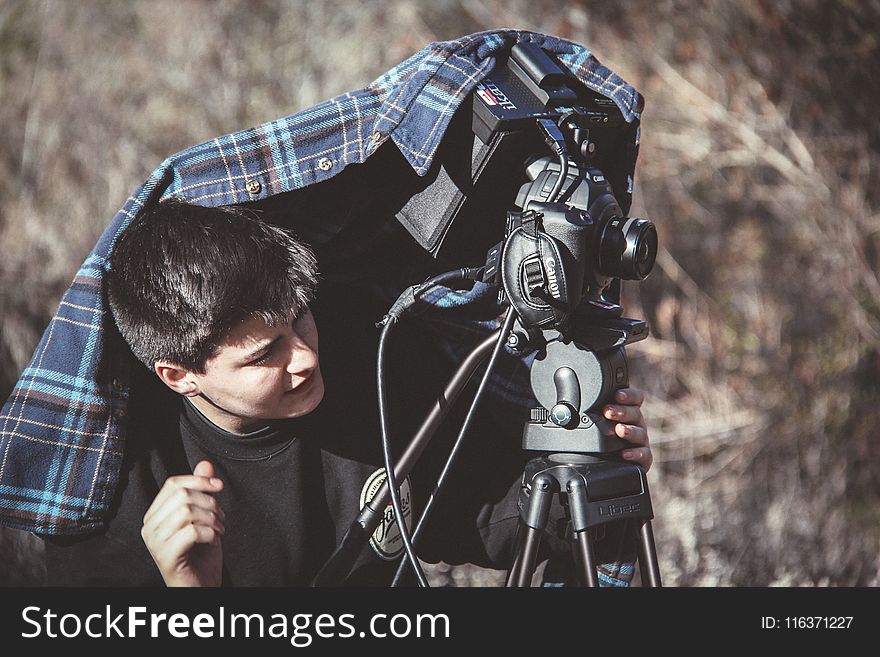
[107,199,319,373]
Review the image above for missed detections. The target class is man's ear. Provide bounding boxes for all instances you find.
[154,360,201,396]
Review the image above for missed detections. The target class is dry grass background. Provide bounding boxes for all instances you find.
[1,0,878,586]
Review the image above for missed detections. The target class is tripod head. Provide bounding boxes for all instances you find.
[496,206,652,453]
[513,323,642,455]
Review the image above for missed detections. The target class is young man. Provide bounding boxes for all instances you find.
[43,199,652,586]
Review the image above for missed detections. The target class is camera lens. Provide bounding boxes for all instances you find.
[598,217,658,280]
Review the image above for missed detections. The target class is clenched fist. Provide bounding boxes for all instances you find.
[141,460,225,587]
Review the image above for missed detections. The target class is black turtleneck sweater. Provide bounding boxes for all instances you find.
[43,369,432,586]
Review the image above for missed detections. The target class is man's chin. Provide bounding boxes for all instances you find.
[281,378,325,418]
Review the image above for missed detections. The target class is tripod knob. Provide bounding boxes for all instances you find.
[550,402,577,427]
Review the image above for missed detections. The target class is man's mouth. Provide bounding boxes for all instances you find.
[285,370,316,395]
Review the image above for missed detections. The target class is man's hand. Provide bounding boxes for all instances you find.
[141,460,225,587]
[604,387,653,472]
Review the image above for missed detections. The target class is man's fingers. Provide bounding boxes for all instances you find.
[144,486,223,534]
[144,485,224,533]
[156,524,222,570]
[604,404,644,427]
[614,423,648,446]
[614,387,645,406]
[153,504,225,544]
[621,447,653,471]
[193,460,216,480]
[143,474,223,526]
[607,388,651,470]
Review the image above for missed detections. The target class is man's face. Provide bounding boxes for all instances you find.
[186,309,325,432]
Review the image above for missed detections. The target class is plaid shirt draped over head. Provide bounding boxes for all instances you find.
[0,29,643,585]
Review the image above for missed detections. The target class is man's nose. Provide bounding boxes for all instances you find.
[284,336,318,375]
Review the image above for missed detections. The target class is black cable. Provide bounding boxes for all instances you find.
[537,118,569,203]
[550,149,569,203]
[376,265,485,588]
[413,267,484,303]
[377,315,429,587]
[392,306,517,586]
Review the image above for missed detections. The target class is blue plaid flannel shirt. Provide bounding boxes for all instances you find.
[0,29,643,585]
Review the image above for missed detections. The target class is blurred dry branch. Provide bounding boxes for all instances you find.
[1,0,879,586]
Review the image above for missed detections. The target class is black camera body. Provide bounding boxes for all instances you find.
[516,157,657,287]
[501,156,657,331]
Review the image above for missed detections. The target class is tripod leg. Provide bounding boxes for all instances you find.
[566,477,599,587]
[508,525,543,587]
[505,521,527,587]
[507,473,555,587]
[572,530,599,587]
[638,520,662,587]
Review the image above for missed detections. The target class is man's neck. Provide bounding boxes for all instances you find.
[186,395,270,435]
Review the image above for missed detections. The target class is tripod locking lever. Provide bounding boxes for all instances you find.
[550,367,580,428]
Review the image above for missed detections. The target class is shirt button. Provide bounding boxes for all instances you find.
[318,158,333,171]
[370,131,382,142]
[246,179,262,194]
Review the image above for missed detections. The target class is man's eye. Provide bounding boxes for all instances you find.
[249,351,271,366]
